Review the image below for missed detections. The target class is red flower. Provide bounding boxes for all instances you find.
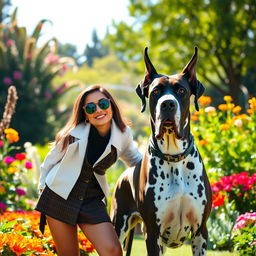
[15,153,26,161]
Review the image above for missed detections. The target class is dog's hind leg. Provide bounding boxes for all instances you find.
[110,169,141,253]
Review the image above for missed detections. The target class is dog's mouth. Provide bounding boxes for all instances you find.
[155,118,178,140]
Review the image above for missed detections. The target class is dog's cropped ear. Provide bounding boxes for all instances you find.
[136,47,158,112]
[182,47,204,111]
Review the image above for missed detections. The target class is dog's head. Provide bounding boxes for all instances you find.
[136,47,205,140]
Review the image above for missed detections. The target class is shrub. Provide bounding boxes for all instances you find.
[0,128,34,212]
[191,96,256,179]
[232,212,256,256]
[0,8,77,144]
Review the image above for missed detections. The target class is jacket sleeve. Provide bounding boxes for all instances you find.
[38,142,66,190]
[119,127,143,167]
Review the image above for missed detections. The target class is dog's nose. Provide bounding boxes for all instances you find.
[161,100,177,111]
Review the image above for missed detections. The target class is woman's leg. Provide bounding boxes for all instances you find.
[79,222,122,256]
[46,215,80,256]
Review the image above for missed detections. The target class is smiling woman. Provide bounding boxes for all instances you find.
[10,0,129,54]
[35,84,142,256]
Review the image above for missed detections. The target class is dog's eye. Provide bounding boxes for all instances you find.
[152,89,160,95]
[177,88,186,95]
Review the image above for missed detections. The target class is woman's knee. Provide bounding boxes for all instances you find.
[104,241,122,256]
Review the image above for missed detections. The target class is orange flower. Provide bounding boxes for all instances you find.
[199,139,208,146]
[0,186,6,193]
[218,103,234,111]
[220,124,229,130]
[247,108,254,114]
[198,96,212,106]
[224,95,233,102]
[4,128,19,143]
[7,166,19,174]
[232,106,242,114]
[218,104,229,111]
[190,115,198,121]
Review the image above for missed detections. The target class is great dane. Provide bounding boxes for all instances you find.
[110,47,212,256]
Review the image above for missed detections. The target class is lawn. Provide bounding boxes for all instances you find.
[91,236,237,256]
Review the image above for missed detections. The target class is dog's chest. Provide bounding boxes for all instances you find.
[146,147,207,246]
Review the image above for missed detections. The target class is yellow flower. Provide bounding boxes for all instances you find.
[224,95,233,102]
[198,96,212,106]
[220,124,230,130]
[4,128,19,143]
[232,106,242,114]
[248,97,256,109]
[7,166,19,174]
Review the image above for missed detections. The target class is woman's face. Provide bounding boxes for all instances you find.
[84,91,113,134]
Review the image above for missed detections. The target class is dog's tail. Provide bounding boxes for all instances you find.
[124,227,135,256]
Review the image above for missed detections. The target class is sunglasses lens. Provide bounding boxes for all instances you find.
[85,103,96,114]
[98,98,110,110]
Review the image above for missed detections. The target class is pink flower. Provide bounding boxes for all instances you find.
[13,71,22,80]
[15,153,26,161]
[233,212,256,230]
[45,54,59,64]
[44,92,52,99]
[3,156,15,164]
[0,140,4,147]
[16,188,26,196]
[25,161,33,169]
[6,39,14,47]
[55,83,67,94]
[0,202,7,211]
[3,77,13,85]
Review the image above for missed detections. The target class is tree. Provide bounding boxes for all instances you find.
[106,0,256,106]
[58,42,79,64]
[84,29,109,66]
[0,0,11,23]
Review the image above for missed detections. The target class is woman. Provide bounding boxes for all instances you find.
[36,85,142,256]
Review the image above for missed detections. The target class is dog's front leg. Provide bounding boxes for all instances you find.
[143,223,165,256]
[191,225,208,256]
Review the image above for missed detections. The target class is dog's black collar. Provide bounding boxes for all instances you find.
[148,135,194,162]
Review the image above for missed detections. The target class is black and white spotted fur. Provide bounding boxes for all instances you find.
[110,47,212,256]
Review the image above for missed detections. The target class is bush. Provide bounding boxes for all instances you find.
[191,96,256,179]
[0,8,77,144]
[232,212,256,256]
[0,128,34,212]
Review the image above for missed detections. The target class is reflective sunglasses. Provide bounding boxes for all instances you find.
[83,98,110,114]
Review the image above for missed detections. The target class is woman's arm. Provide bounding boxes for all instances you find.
[38,142,66,191]
[119,127,143,167]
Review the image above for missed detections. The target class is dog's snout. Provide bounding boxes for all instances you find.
[161,99,177,111]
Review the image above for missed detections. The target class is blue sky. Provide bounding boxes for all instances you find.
[11,0,130,54]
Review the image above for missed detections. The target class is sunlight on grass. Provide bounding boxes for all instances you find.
[90,236,237,256]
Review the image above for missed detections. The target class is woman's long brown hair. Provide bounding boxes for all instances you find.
[55,85,127,151]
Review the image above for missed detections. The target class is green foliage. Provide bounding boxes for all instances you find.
[106,0,256,104]
[0,8,77,144]
[232,213,256,256]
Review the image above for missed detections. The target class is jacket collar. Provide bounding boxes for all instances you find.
[69,120,124,151]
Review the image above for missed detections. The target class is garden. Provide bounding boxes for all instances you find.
[1,1,256,256]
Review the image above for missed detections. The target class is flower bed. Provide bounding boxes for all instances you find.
[0,211,95,255]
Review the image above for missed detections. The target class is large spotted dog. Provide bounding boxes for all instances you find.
[110,47,212,256]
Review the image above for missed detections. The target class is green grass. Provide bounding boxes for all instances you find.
[90,236,237,256]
